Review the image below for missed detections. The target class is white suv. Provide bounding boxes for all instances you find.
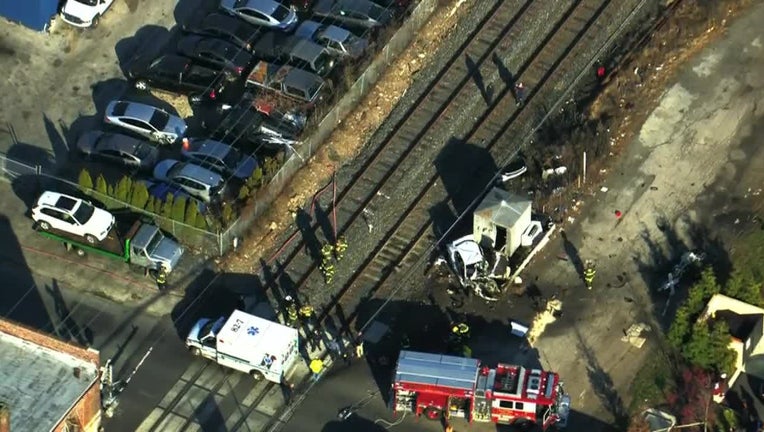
[32,191,115,244]
[61,0,115,28]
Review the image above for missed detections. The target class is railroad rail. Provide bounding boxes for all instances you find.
[260,0,646,326]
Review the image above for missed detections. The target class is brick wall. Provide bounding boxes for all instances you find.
[0,403,9,432]
[0,317,101,431]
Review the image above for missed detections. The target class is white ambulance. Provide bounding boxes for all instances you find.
[186,309,299,383]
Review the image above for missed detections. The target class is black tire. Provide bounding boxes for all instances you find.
[423,407,441,421]
[190,347,201,357]
[38,220,51,231]
[249,370,264,381]
[85,234,98,245]
[91,15,100,28]
[75,248,86,257]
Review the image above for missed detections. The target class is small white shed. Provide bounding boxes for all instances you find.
[473,187,532,257]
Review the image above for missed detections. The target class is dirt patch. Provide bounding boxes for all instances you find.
[222,0,476,272]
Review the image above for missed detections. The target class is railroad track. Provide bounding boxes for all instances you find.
[262,0,647,327]
[143,357,277,432]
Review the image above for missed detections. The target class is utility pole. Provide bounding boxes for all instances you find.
[100,347,154,417]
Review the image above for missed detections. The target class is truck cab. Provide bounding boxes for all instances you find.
[186,310,299,382]
[128,223,184,272]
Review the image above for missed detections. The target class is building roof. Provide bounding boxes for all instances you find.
[395,350,479,391]
[474,187,531,229]
[714,310,761,341]
[0,332,99,432]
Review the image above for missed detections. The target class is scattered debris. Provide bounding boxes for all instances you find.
[527,298,563,346]
[621,322,652,348]
[600,186,609,193]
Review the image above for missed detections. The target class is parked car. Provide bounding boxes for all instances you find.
[295,20,368,59]
[252,32,335,76]
[143,180,208,214]
[127,54,231,103]
[60,0,115,28]
[220,0,298,31]
[75,130,159,170]
[312,0,393,29]
[204,104,302,151]
[182,11,264,52]
[32,191,115,244]
[176,35,254,77]
[182,138,258,181]
[153,160,226,203]
[104,101,187,145]
[246,61,327,104]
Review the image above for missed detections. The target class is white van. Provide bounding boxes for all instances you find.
[186,310,299,383]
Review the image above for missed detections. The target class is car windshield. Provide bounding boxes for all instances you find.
[72,201,95,224]
[144,230,164,255]
[271,4,290,21]
[314,54,331,73]
[133,142,153,158]
[149,110,170,130]
[74,0,98,6]
[199,319,217,337]
[222,147,242,168]
[307,80,322,99]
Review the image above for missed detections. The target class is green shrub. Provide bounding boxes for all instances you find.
[114,176,132,202]
[160,194,174,219]
[78,169,93,190]
[130,182,149,209]
[95,174,109,196]
[221,204,235,226]
[171,196,187,222]
[246,167,264,189]
[184,202,200,227]
[238,185,250,201]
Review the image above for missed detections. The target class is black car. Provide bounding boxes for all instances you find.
[182,11,263,52]
[127,54,231,103]
[177,35,254,78]
[252,31,335,77]
[204,104,301,151]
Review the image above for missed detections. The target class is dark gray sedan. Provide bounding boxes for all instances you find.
[76,130,159,170]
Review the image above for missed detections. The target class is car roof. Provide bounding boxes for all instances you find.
[243,0,278,14]
[295,21,322,40]
[110,100,157,120]
[37,191,79,210]
[187,139,231,159]
[291,39,323,59]
[321,24,351,42]
[176,163,223,184]
[284,68,322,90]
[149,54,190,73]
[98,133,144,153]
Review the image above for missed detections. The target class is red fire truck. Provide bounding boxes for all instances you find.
[392,350,571,429]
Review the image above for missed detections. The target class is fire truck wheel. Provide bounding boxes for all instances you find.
[190,347,201,357]
[250,370,264,381]
[423,407,442,421]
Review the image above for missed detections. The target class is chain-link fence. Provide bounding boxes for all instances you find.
[217,0,440,253]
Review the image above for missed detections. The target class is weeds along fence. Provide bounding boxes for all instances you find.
[217,0,440,252]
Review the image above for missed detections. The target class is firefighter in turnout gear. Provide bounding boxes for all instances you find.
[334,236,348,261]
[320,243,335,283]
[299,304,315,323]
[284,296,299,326]
[584,260,596,290]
